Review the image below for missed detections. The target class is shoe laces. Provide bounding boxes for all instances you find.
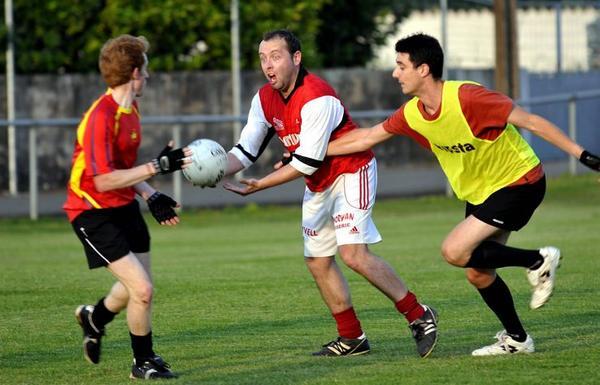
[323,337,352,352]
[146,355,171,370]
[409,316,436,339]
[494,330,507,341]
[492,331,511,348]
[324,337,343,347]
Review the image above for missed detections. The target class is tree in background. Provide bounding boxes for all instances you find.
[0,0,233,73]
[1,0,583,73]
[315,0,414,67]
[92,0,326,71]
[94,0,231,71]
[0,0,106,73]
[0,0,328,73]
[238,0,327,69]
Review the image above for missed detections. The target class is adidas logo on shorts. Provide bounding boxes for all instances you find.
[349,226,360,234]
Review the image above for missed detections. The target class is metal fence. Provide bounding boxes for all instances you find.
[1,88,600,220]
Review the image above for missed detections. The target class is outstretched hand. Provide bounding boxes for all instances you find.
[147,191,180,225]
[580,150,600,171]
[223,179,262,196]
[273,152,292,170]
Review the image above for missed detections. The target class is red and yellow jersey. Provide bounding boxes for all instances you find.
[63,91,142,221]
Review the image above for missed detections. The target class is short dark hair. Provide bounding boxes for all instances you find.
[395,33,444,80]
[262,29,301,55]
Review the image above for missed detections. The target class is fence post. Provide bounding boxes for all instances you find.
[568,98,577,175]
[555,3,562,73]
[231,0,243,181]
[29,126,38,220]
[172,124,182,207]
[6,0,18,196]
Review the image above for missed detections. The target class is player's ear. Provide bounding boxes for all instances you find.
[418,62,431,78]
[132,67,141,80]
[292,50,302,66]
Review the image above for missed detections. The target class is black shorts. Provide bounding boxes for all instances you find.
[465,175,546,231]
[71,200,150,269]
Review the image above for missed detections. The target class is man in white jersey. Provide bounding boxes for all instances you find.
[222,29,438,358]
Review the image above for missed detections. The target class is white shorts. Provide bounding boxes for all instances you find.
[302,158,382,257]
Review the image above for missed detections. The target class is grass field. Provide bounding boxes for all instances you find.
[0,174,599,385]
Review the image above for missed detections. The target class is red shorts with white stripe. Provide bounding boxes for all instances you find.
[302,158,382,257]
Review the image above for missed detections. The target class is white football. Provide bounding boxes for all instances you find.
[182,139,228,187]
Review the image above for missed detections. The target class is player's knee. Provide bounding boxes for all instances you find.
[338,249,368,272]
[341,257,361,272]
[440,241,468,267]
[465,268,495,288]
[305,257,330,276]
[131,281,154,306]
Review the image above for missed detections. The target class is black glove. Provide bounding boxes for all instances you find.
[579,150,600,171]
[147,191,178,223]
[152,144,186,175]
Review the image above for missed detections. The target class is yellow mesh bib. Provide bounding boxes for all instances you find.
[403,81,539,204]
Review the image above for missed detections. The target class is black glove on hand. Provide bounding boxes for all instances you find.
[152,144,186,175]
[579,150,600,171]
[147,191,178,223]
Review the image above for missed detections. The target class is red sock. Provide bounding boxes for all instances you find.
[395,291,425,323]
[333,307,363,339]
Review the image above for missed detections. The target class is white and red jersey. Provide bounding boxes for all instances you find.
[229,68,373,192]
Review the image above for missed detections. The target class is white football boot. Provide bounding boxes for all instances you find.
[527,246,561,309]
[472,330,535,356]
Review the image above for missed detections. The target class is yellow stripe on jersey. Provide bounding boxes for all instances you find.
[69,151,101,208]
[113,104,137,137]
[403,81,540,204]
[68,92,109,209]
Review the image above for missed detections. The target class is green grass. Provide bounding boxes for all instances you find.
[0,174,599,385]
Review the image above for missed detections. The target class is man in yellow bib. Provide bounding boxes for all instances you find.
[327,33,600,356]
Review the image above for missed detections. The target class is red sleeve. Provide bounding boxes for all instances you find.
[83,107,114,176]
[459,84,514,140]
[382,105,431,150]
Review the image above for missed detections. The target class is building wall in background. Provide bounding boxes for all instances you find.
[372,6,599,72]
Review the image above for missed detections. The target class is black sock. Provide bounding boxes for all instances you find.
[131,331,155,362]
[466,241,543,269]
[92,297,117,330]
[477,275,527,342]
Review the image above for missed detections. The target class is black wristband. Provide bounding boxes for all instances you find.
[281,152,294,165]
[151,158,161,174]
[153,147,186,175]
[579,150,600,171]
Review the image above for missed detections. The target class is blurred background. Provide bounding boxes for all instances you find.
[0,0,599,218]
